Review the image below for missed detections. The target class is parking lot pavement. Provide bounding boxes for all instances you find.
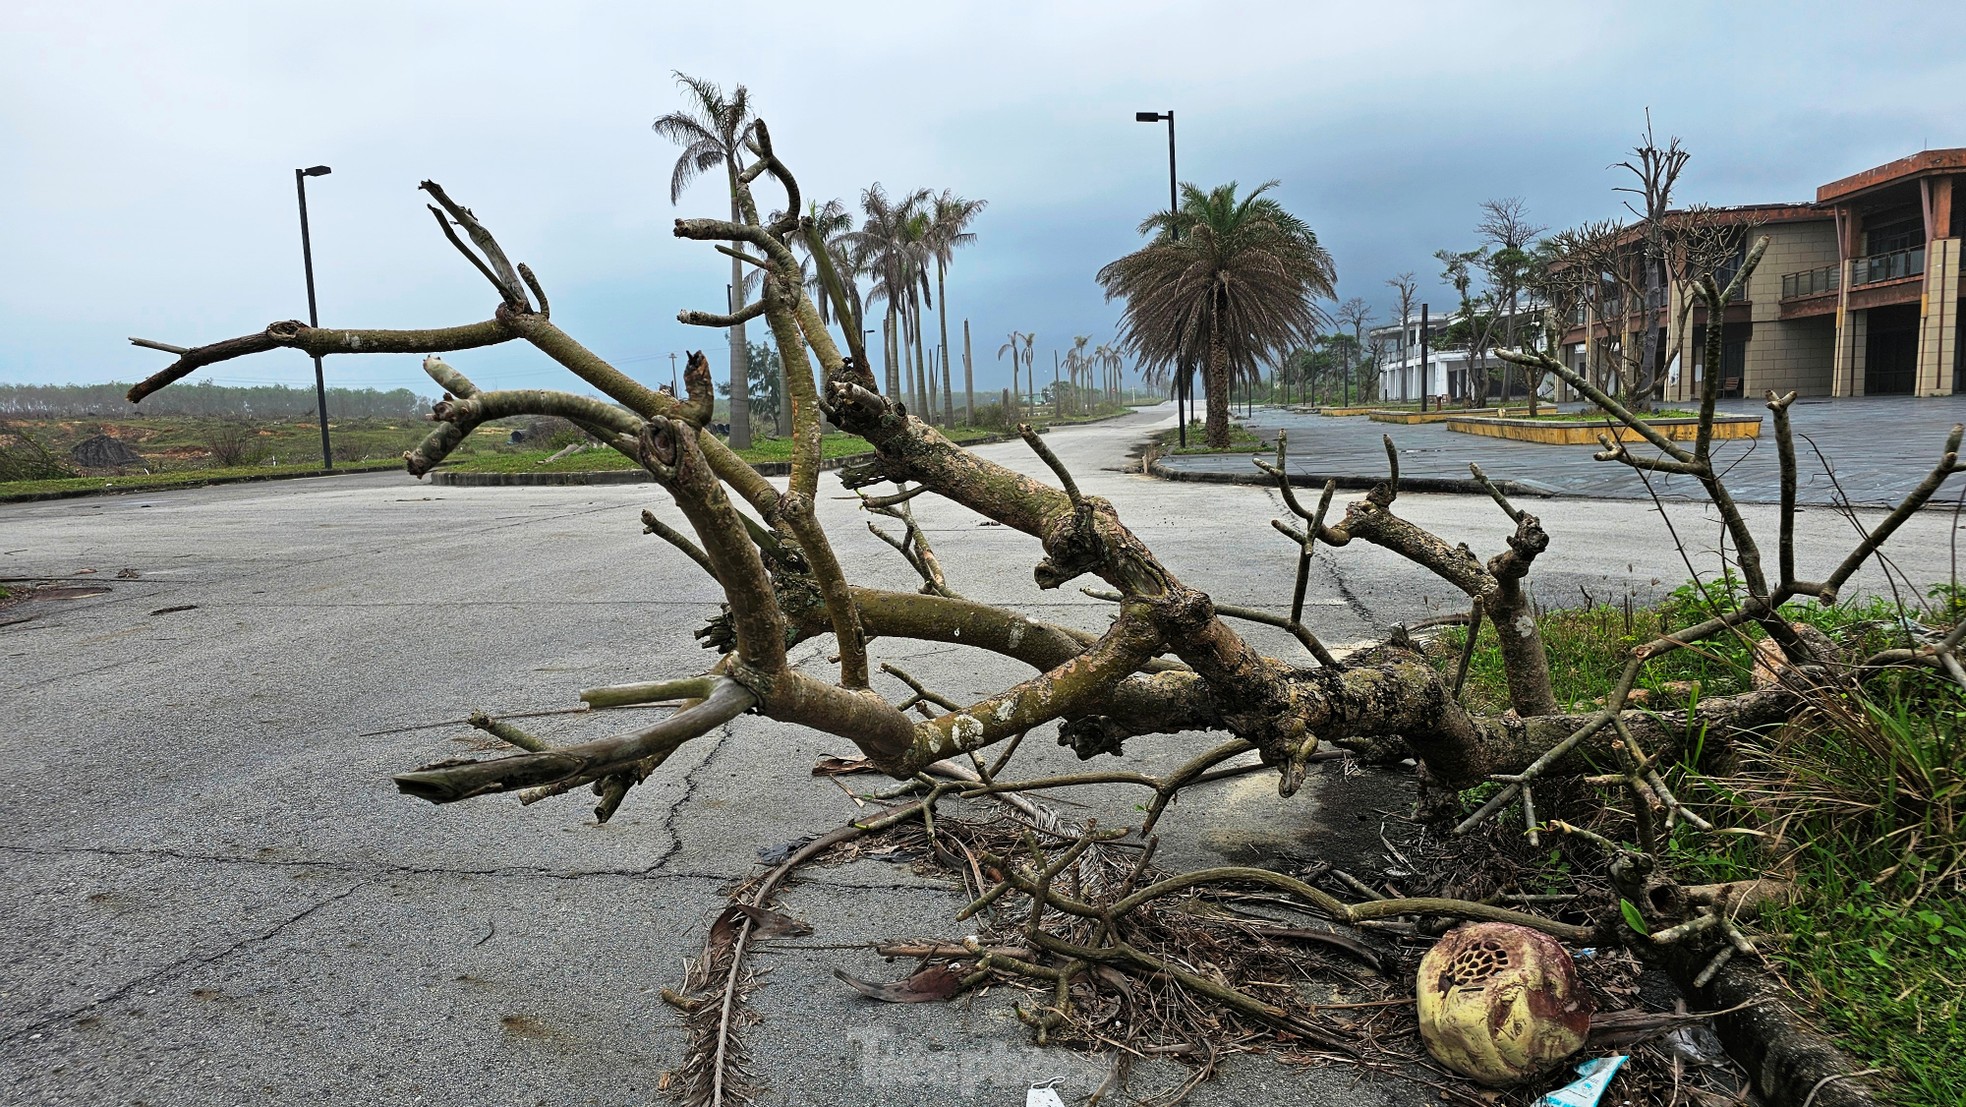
[1158,394,1966,506]
[1,406,1958,1105]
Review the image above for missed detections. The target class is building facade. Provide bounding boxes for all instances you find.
[1557,149,1964,401]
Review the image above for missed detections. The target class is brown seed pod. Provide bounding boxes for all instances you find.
[1415,922,1592,1086]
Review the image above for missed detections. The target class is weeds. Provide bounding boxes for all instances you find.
[1436,579,1966,1103]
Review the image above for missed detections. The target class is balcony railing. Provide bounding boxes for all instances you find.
[1850,245,1925,288]
[1781,263,1840,300]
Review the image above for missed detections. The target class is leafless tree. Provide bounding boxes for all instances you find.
[1476,198,1546,400]
[1384,272,1418,403]
[1334,297,1373,404]
[126,110,1954,1107]
[1610,113,1690,410]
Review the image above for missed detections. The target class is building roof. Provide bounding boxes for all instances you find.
[1818,148,1966,204]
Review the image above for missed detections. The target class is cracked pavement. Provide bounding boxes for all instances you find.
[2,403,1956,1105]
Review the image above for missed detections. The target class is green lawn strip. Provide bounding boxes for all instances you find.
[435,426,1003,475]
[0,457,404,500]
[1431,579,1964,1103]
[1496,409,1703,423]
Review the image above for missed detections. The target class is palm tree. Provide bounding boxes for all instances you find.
[900,207,936,422]
[652,73,759,449]
[997,330,1035,422]
[1063,335,1092,416]
[798,198,863,332]
[1097,181,1336,448]
[850,185,931,409]
[1093,342,1123,407]
[926,190,987,425]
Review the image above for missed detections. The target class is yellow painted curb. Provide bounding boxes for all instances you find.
[1445,415,1763,444]
[1369,407,1515,425]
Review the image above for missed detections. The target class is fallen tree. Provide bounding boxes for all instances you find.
[127,117,1960,1106]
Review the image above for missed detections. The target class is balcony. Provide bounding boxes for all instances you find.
[1850,245,1925,287]
[1781,263,1840,300]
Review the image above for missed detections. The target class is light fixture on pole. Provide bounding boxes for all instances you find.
[295,165,333,470]
[1134,109,1187,448]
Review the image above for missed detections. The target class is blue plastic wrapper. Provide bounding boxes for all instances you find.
[1532,1055,1628,1107]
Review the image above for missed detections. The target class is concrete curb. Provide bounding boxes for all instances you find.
[1146,457,1560,499]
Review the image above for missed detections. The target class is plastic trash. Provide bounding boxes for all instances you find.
[1532,1055,1628,1107]
[1026,1080,1066,1107]
[1664,1024,1728,1067]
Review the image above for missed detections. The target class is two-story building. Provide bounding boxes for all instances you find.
[1556,148,1964,401]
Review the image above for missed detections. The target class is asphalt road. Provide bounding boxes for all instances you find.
[2,404,1958,1106]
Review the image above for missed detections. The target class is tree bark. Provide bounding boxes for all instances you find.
[962,319,975,425]
[1204,319,1231,448]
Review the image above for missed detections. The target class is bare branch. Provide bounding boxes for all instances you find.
[394,677,754,803]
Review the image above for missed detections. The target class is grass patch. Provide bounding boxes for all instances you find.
[1159,422,1265,456]
[1434,577,1965,1103]
[1503,408,1702,422]
[0,457,404,499]
[434,425,1004,475]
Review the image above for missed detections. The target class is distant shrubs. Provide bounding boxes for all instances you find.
[204,420,269,468]
[513,416,593,453]
[969,402,1017,434]
[0,420,74,481]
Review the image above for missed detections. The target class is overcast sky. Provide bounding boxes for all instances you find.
[4,1,1962,401]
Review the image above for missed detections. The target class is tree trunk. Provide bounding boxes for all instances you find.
[962,319,974,425]
[726,184,751,450]
[883,311,900,402]
[936,261,955,427]
[1204,323,1230,448]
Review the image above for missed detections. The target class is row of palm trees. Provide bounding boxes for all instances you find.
[994,332,1128,423]
[656,73,998,437]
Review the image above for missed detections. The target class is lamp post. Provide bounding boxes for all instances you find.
[1135,109,1186,448]
[295,165,333,470]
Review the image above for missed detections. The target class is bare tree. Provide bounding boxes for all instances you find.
[1334,297,1373,405]
[126,107,1957,1106]
[1476,198,1545,401]
[1610,112,1690,411]
[1384,272,1418,403]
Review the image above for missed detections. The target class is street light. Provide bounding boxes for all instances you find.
[295,165,333,470]
[1135,109,1188,448]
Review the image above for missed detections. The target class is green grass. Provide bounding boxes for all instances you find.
[1503,408,1703,422]
[434,425,1004,475]
[1436,578,1965,1103]
[0,457,404,498]
[1159,423,1265,456]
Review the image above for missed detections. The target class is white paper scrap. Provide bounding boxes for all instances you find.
[1026,1082,1067,1107]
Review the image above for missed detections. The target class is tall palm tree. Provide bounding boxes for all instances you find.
[1097,181,1336,448]
[900,207,936,422]
[998,330,1035,422]
[850,185,931,409]
[927,190,987,425]
[1093,342,1123,407]
[798,198,863,332]
[1064,335,1092,416]
[652,72,759,448]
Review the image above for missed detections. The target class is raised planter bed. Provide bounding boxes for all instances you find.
[1446,413,1763,444]
[1369,407,1513,425]
[1314,405,1380,417]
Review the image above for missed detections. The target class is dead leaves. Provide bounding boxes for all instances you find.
[832,963,967,1004]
